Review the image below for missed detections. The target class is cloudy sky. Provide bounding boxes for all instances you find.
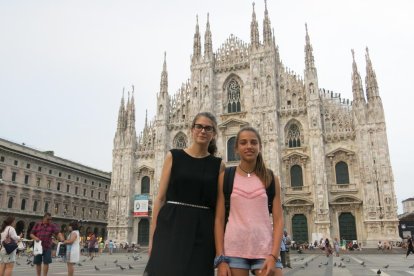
[0,0,412,212]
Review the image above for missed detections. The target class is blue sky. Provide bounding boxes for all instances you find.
[0,0,412,213]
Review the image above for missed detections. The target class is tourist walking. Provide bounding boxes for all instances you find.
[144,112,224,276]
[98,240,104,256]
[88,233,96,258]
[333,237,340,257]
[324,238,332,257]
[108,240,114,255]
[280,237,287,269]
[30,213,64,276]
[283,230,292,268]
[215,127,284,276]
[0,216,22,276]
[63,221,80,276]
[406,236,414,258]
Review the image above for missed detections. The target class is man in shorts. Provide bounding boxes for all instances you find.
[283,230,292,268]
[30,213,64,276]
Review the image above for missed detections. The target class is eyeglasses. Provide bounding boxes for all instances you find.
[193,124,214,133]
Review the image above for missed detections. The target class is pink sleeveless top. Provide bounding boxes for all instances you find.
[224,173,273,259]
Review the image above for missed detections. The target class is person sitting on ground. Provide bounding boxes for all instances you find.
[352,242,359,250]
[378,241,383,250]
[309,242,314,250]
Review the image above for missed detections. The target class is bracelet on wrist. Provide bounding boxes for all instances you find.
[269,254,278,261]
[214,255,229,268]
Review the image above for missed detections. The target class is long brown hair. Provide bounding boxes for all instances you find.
[191,112,218,156]
[0,216,15,233]
[235,126,272,187]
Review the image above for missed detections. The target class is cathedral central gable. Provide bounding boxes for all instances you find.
[215,34,249,72]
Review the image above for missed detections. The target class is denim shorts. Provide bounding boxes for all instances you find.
[33,249,52,265]
[227,256,283,270]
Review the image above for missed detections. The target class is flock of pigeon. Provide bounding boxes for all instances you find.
[294,256,414,275]
[90,253,143,271]
[17,253,143,272]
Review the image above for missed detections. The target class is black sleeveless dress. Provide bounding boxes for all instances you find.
[144,149,222,276]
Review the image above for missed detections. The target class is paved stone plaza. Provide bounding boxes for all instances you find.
[10,250,414,276]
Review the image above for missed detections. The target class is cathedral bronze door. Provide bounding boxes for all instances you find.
[138,219,149,246]
[292,214,308,244]
[338,212,357,241]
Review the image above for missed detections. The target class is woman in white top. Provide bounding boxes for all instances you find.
[62,221,80,276]
[0,216,22,276]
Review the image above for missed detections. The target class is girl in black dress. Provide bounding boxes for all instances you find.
[144,112,224,276]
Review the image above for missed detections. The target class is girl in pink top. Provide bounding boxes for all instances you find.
[215,127,284,276]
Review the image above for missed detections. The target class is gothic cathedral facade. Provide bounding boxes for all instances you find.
[108,2,399,247]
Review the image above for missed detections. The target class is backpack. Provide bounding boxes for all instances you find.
[223,166,276,225]
[285,236,292,246]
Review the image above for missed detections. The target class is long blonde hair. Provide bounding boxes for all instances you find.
[235,126,272,187]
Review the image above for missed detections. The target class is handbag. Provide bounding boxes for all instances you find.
[33,240,43,256]
[2,228,18,254]
[57,242,66,256]
[17,240,25,251]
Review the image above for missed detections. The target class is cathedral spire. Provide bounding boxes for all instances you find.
[192,15,201,63]
[204,13,213,59]
[117,88,126,130]
[160,52,168,97]
[365,47,379,100]
[126,85,136,141]
[351,49,365,102]
[129,85,135,125]
[263,0,272,46]
[304,23,316,73]
[250,2,260,49]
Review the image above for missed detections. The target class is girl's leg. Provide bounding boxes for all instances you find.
[0,263,6,276]
[230,268,250,276]
[4,263,15,276]
[67,263,74,276]
[272,268,283,276]
[253,268,281,276]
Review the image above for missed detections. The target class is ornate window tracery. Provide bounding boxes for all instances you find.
[173,133,187,149]
[227,79,241,113]
[287,124,301,147]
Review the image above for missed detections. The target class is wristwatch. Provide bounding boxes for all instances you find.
[214,255,229,268]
